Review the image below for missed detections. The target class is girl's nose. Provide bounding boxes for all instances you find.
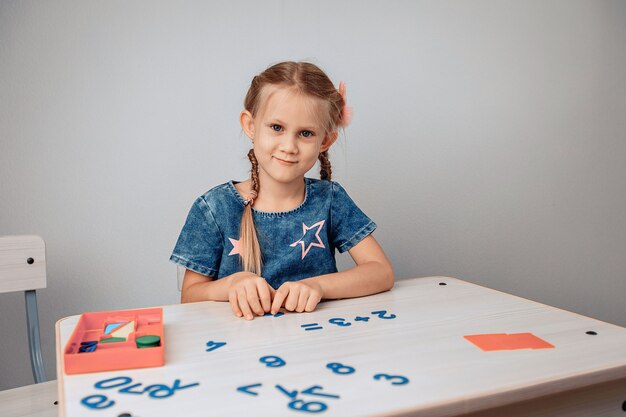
[278,133,298,153]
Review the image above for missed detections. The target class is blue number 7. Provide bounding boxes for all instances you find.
[302,385,340,399]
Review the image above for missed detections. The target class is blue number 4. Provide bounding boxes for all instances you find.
[276,384,298,399]
[119,383,145,394]
[206,341,226,352]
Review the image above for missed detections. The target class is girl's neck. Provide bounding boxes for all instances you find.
[237,177,306,213]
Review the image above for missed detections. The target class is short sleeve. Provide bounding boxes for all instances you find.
[170,196,224,277]
[330,182,377,253]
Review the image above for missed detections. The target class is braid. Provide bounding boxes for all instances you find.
[248,149,260,195]
[239,149,262,274]
[318,151,332,181]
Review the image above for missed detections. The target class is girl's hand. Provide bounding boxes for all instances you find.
[227,272,275,320]
[271,279,324,314]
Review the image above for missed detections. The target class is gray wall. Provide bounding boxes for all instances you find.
[1,0,625,390]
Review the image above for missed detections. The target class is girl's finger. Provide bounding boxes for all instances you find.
[229,290,243,318]
[284,287,299,311]
[245,285,265,316]
[305,294,321,312]
[238,287,254,320]
[257,282,273,313]
[296,289,309,313]
[271,286,288,314]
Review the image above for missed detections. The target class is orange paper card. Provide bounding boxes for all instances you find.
[464,333,554,351]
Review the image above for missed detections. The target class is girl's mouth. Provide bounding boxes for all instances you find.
[274,157,297,165]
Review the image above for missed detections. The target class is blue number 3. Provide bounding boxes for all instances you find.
[373,373,409,385]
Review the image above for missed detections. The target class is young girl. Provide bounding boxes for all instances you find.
[170,61,393,320]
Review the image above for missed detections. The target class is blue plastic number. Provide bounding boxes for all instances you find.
[373,373,409,385]
[326,362,355,375]
[371,310,396,319]
[95,376,133,390]
[260,355,286,368]
[288,399,328,413]
[328,318,351,327]
[206,341,226,352]
[80,394,115,409]
[276,384,298,399]
[302,385,340,399]
[145,379,199,399]
[119,383,146,395]
[237,383,262,396]
[144,384,173,399]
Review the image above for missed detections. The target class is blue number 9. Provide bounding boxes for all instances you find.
[288,399,328,413]
[260,355,286,368]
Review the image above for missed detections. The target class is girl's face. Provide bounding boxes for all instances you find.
[241,86,337,190]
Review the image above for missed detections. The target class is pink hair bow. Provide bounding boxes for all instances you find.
[338,81,353,127]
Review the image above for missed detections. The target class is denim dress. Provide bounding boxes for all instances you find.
[170,178,376,289]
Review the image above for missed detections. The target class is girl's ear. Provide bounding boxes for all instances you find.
[321,131,338,152]
[240,110,255,140]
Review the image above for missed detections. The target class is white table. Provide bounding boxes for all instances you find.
[55,277,626,416]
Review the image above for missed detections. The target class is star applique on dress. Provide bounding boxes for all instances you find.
[228,237,241,256]
[290,220,326,259]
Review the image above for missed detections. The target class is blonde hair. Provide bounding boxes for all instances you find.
[239,61,344,274]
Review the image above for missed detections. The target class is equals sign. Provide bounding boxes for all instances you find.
[301,323,323,331]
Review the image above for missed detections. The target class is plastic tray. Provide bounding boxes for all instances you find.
[63,307,164,374]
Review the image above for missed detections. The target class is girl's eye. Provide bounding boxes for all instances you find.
[270,124,283,132]
[300,130,314,138]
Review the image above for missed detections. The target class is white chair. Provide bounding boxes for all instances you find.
[177,265,185,292]
[0,380,58,417]
[0,235,47,383]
